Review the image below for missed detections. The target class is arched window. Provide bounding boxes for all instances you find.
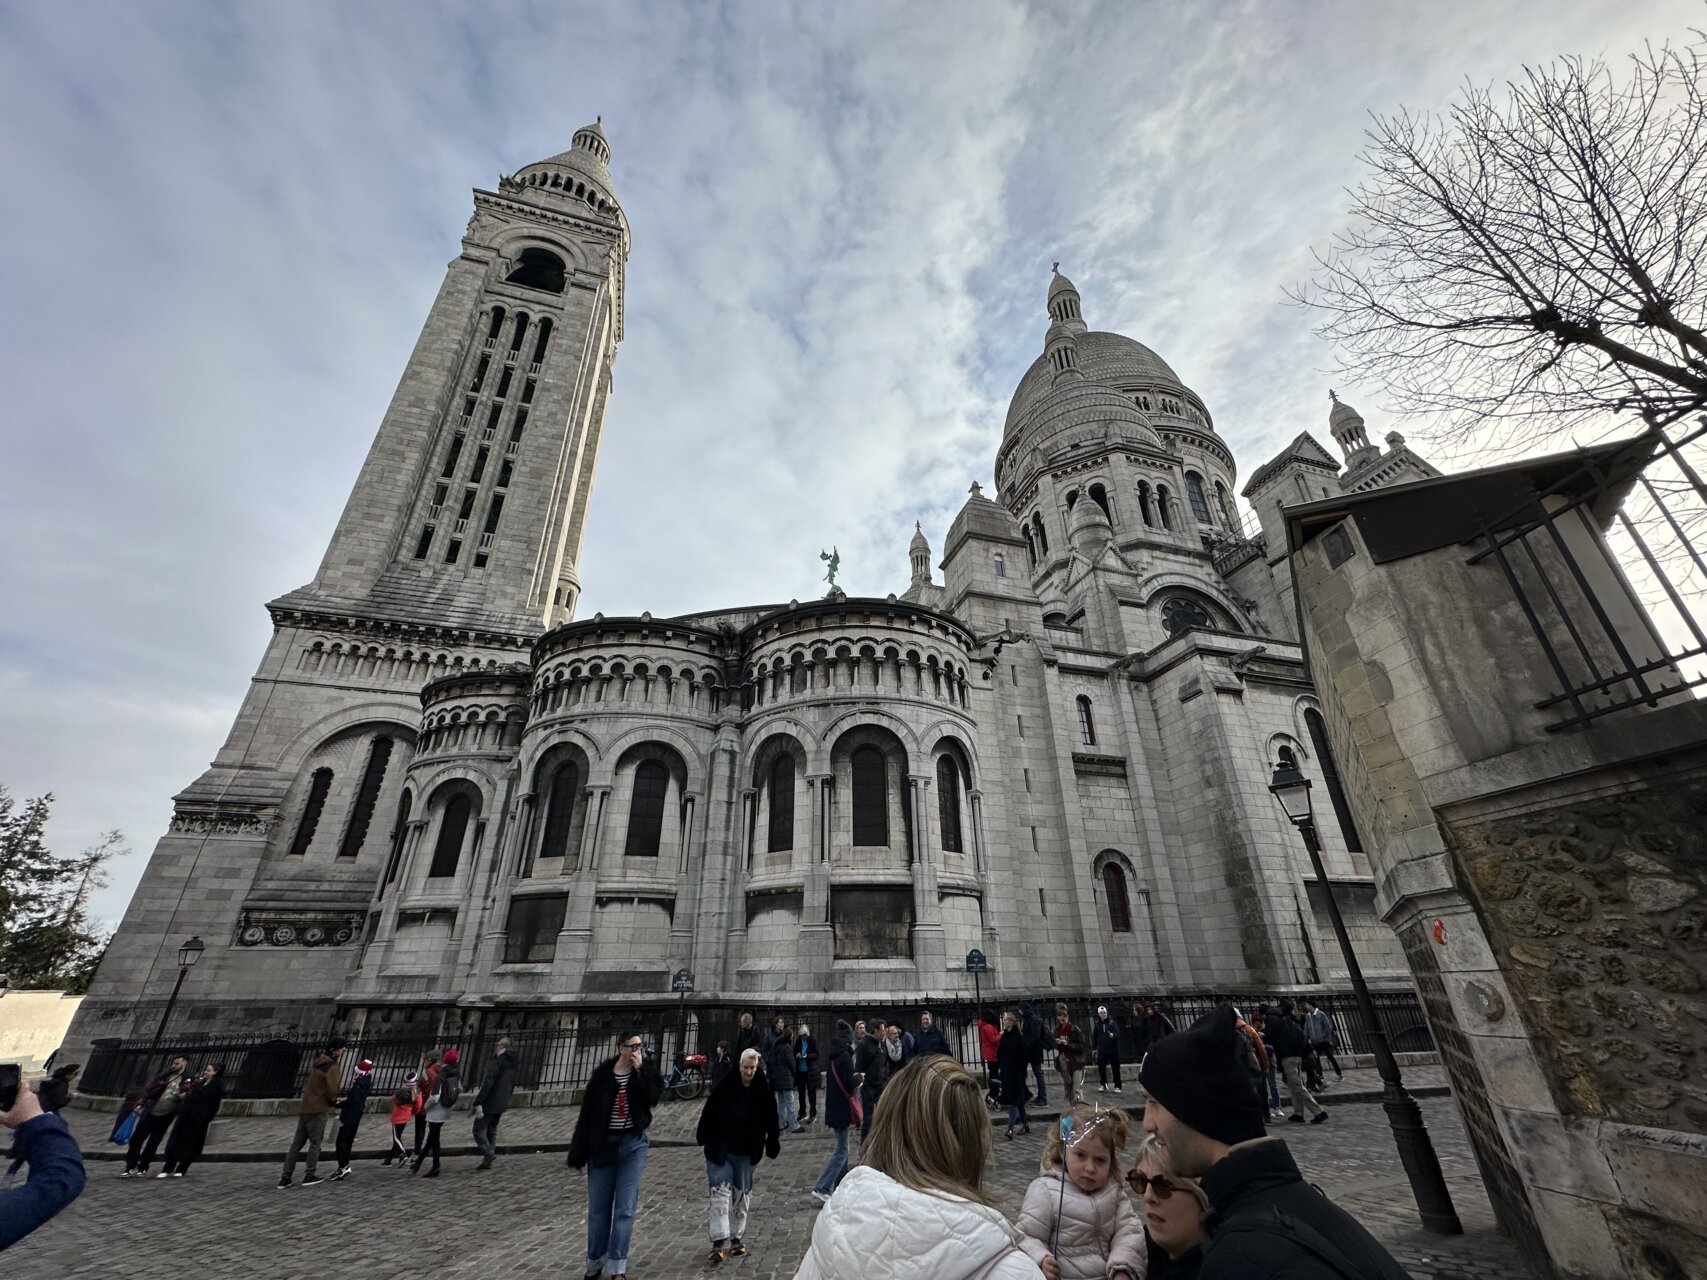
[1089,483,1113,525]
[1161,595,1213,637]
[1136,481,1155,527]
[1157,485,1175,531]
[486,307,506,341]
[851,746,888,846]
[1103,863,1133,933]
[768,755,795,852]
[994,552,1006,578]
[504,247,567,293]
[381,788,411,889]
[531,318,553,366]
[508,312,529,353]
[1024,526,1037,566]
[337,736,393,859]
[538,760,579,862]
[1032,512,1048,555]
[1277,744,1298,769]
[936,755,963,853]
[428,793,472,877]
[1305,710,1364,853]
[288,768,333,856]
[1186,472,1212,524]
[1076,696,1097,746]
[624,761,669,857]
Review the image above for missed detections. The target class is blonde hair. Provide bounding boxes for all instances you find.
[860,1055,993,1204]
[1042,1105,1133,1171]
[1134,1135,1210,1213]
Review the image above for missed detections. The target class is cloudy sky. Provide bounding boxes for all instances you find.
[1,0,1697,928]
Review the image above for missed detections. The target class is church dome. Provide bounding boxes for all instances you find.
[1004,331,1191,439]
[514,118,620,212]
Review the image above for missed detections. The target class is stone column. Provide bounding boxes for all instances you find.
[557,786,607,979]
[800,772,834,990]
[740,788,758,869]
[909,772,947,982]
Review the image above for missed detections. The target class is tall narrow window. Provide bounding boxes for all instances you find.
[767,755,795,852]
[1137,481,1155,527]
[337,736,393,858]
[1214,480,1235,529]
[440,432,464,478]
[1157,485,1175,530]
[1305,709,1365,853]
[1076,696,1097,746]
[994,553,1006,578]
[470,354,489,393]
[486,307,506,341]
[428,793,472,877]
[381,788,411,888]
[1089,483,1113,525]
[288,769,333,856]
[508,312,529,354]
[537,761,579,862]
[851,746,888,846]
[1032,513,1048,554]
[936,755,962,853]
[531,318,553,366]
[1186,472,1212,524]
[624,761,669,857]
[1104,863,1133,932]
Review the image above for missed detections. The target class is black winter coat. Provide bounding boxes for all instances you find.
[163,1077,225,1164]
[567,1058,664,1169]
[1200,1140,1413,1280]
[913,1024,951,1058]
[694,1069,781,1166]
[338,1072,373,1125]
[1264,1013,1310,1061]
[765,1036,795,1092]
[1092,1017,1122,1060]
[1020,1005,1046,1065]
[821,1036,857,1130]
[853,1034,885,1087]
[35,1074,72,1113]
[794,1033,820,1082]
[995,1027,1031,1106]
[476,1050,520,1113]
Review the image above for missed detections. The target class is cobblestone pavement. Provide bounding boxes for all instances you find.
[13,1091,1529,1280]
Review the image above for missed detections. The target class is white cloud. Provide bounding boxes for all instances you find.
[0,0,1698,926]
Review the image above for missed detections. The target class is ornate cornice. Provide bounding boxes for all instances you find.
[235,909,365,948]
[267,603,535,654]
[169,805,276,837]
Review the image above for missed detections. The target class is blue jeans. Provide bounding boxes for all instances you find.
[585,1131,649,1275]
[1006,1102,1029,1129]
[1030,1060,1049,1104]
[1265,1065,1281,1109]
[814,1124,850,1196]
[776,1088,799,1131]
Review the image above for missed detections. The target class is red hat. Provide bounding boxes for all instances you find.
[357,1058,375,1073]
[442,1049,460,1065]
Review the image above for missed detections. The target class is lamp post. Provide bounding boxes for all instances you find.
[1268,760,1462,1236]
[142,936,204,1077]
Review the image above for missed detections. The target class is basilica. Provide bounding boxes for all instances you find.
[66,123,1440,1048]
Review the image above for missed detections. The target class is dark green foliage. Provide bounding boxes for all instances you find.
[0,786,125,993]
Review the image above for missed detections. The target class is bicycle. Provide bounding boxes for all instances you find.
[661,1050,708,1101]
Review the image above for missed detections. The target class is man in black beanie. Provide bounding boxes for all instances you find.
[1140,1005,1412,1279]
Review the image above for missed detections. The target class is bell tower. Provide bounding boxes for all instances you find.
[297,119,628,631]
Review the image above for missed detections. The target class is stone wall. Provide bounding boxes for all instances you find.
[1452,780,1707,1133]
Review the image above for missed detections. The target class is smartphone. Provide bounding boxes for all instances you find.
[0,1063,20,1113]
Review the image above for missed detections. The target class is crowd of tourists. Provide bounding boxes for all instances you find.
[3,995,1406,1276]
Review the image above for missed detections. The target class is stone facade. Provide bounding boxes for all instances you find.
[68,160,1432,1057]
[1287,445,1707,1280]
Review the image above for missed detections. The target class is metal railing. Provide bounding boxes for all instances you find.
[1466,422,1707,732]
[79,988,1429,1101]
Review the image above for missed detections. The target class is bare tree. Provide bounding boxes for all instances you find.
[1301,38,1707,453]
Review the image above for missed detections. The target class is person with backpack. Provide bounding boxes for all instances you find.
[384,1074,417,1166]
[1020,1002,1048,1106]
[473,1036,519,1170]
[412,1048,461,1177]
[1139,1006,1409,1279]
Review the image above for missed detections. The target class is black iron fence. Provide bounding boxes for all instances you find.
[1467,421,1707,732]
[80,988,1430,1101]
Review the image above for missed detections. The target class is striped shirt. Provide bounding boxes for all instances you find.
[608,1071,634,1132]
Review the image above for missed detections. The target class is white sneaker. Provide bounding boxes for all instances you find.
[1097,1085,1106,1092]
[156,1172,170,1179]
[811,1190,830,1204]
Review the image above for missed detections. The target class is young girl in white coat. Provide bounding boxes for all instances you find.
[1017,1107,1146,1280]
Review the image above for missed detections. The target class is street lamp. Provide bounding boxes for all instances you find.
[142,936,205,1077]
[1268,760,1463,1236]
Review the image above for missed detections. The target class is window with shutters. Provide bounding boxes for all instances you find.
[624,761,669,857]
[1104,863,1133,933]
[428,793,472,877]
[851,746,888,846]
[768,755,795,852]
[936,755,962,853]
[337,736,393,858]
[289,769,333,856]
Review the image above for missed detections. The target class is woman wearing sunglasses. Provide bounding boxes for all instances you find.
[1127,1136,1209,1278]
[568,1030,663,1280]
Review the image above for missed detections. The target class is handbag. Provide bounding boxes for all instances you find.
[111,1111,138,1145]
[832,1060,863,1128]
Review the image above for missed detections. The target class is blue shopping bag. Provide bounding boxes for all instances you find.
[110,1110,137,1145]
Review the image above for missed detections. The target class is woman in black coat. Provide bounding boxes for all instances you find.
[567,1032,664,1280]
[764,1028,801,1134]
[161,1064,225,1176]
[695,1047,781,1267]
[995,1010,1032,1139]
[810,1021,858,1200]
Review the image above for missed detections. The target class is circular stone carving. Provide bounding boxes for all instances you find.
[303,925,326,946]
[332,926,354,945]
[270,925,297,946]
[240,925,266,945]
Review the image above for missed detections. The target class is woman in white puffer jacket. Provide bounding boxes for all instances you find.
[794,1056,1044,1280]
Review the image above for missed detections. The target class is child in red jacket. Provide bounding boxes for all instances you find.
[383,1073,416,1166]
